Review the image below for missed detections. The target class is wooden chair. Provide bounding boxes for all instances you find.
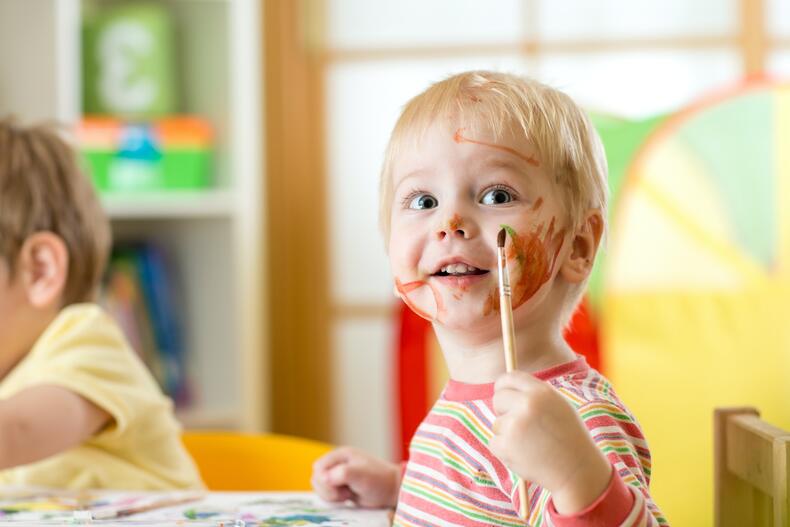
[182,431,333,491]
[714,407,790,526]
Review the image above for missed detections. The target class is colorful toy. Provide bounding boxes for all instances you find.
[78,116,213,192]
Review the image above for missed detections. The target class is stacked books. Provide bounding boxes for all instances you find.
[101,242,191,407]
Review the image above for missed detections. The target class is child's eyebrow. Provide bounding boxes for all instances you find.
[395,168,431,188]
[478,156,531,175]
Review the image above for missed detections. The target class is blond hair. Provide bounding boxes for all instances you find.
[0,118,111,305]
[379,71,608,322]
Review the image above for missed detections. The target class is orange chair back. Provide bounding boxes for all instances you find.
[182,431,332,491]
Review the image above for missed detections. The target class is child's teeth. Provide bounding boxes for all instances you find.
[438,263,480,275]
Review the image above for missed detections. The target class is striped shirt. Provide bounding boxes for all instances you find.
[393,356,668,526]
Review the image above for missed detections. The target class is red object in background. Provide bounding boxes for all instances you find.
[394,297,600,461]
[394,301,430,462]
[562,297,601,371]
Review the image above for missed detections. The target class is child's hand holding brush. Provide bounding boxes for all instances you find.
[490,369,614,516]
[493,229,612,517]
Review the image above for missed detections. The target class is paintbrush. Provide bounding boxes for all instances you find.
[85,491,203,520]
[497,227,529,520]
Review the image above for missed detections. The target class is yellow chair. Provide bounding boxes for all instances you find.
[182,431,333,491]
[714,407,790,526]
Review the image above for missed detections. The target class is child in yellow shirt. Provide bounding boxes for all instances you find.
[0,118,202,490]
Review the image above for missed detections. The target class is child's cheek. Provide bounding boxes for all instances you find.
[395,277,444,322]
[509,217,566,310]
[482,216,566,316]
[389,227,447,322]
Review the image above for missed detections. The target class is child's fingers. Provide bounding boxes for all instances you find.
[313,447,353,475]
[335,486,356,502]
[487,429,512,466]
[312,472,355,502]
[492,387,523,415]
[494,370,541,393]
[311,475,333,499]
[491,413,515,437]
[311,448,359,502]
[326,461,359,487]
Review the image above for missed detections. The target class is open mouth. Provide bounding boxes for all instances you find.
[432,263,490,277]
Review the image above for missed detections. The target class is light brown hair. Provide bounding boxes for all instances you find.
[0,118,111,305]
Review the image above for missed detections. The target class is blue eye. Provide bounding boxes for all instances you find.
[480,188,513,205]
[408,194,438,210]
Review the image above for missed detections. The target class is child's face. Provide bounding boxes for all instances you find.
[388,119,570,333]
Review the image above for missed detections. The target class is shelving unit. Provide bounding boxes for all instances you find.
[101,190,235,219]
[0,0,267,432]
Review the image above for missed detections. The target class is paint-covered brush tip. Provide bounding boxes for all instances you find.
[497,228,506,248]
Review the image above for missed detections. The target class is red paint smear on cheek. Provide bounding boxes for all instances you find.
[482,219,565,316]
[395,278,445,322]
[510,218,566,310]
[453,128,540,167]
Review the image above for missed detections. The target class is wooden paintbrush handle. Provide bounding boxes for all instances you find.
[499,291,517,372]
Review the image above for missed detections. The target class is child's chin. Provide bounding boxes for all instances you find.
[437,310,495,332]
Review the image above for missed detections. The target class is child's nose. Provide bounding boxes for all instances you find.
[436,227,466,240]
[436,214,470,240]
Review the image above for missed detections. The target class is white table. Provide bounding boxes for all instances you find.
[0,490,391,526]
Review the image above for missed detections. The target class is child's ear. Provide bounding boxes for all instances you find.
[18,232,69,308]
[559,210,604,284]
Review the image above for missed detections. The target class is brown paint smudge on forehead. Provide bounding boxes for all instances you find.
[483,219,565,316]
[453,128,540,168]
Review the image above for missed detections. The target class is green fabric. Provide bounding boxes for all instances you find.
[676,93,775,267]
[587,113,667,310]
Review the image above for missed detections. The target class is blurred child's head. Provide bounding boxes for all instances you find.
[0,118,110,364]
[380,71,607,337]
